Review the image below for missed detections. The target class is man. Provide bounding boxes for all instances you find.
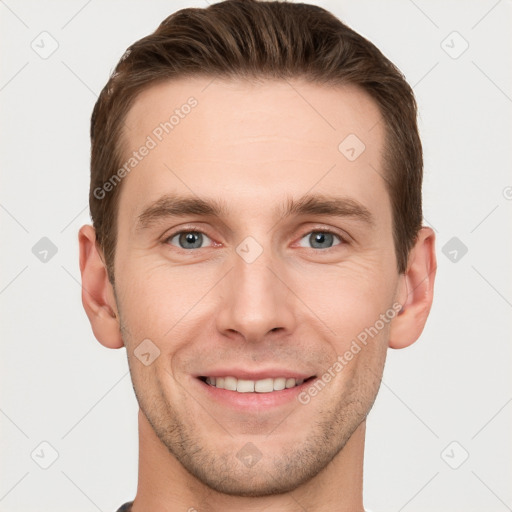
[78,0,436,510]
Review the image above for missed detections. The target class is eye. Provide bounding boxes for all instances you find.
[165,230,213,250]
[297,230,344,250]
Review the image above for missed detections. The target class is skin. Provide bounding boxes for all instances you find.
[79,77,436,512]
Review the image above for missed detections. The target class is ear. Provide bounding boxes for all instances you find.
[78,224,124,349]
[389,227,437,349]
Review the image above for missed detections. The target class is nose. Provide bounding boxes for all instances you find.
[215,243,297,344]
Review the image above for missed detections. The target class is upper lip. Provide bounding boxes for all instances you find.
[195,368,316,381]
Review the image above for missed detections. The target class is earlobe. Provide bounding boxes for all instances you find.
[78,224,124,349]
[388,227,437,349]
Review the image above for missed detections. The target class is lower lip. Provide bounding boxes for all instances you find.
[193,377,317,410]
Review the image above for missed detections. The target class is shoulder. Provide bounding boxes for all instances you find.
[115,501,133,512]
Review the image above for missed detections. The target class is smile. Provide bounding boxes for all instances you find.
[199,375,316,393]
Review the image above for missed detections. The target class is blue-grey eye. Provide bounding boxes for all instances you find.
[298,231,341,249]
[169,231,212,249]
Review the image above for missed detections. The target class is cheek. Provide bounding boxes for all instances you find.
[291,256,397,342]
[115,257,214,344]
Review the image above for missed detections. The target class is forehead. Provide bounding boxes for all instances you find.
[118,76,388,225]
[123,77,383,151]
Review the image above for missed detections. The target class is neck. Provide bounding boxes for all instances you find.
[132,409,366,512]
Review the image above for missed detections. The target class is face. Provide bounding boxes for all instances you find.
[113,77,401,496]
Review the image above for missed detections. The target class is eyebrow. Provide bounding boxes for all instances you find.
[135,192,375,231]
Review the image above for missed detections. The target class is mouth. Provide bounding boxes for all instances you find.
[192,368,319,410]
[198,375,317,393]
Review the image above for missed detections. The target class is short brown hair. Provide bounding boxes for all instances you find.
[90,0,422,283]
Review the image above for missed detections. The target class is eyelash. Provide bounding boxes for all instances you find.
[162,226,348,251]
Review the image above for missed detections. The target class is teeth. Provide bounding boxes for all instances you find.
[271,377,285,391]
[285,378,296,388]
[204,376,308,393]
[237,379,255,393]
[254,378,273,392]
[224,376,237,391]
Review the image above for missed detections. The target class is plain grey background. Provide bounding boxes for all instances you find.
[1,1,511,511]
